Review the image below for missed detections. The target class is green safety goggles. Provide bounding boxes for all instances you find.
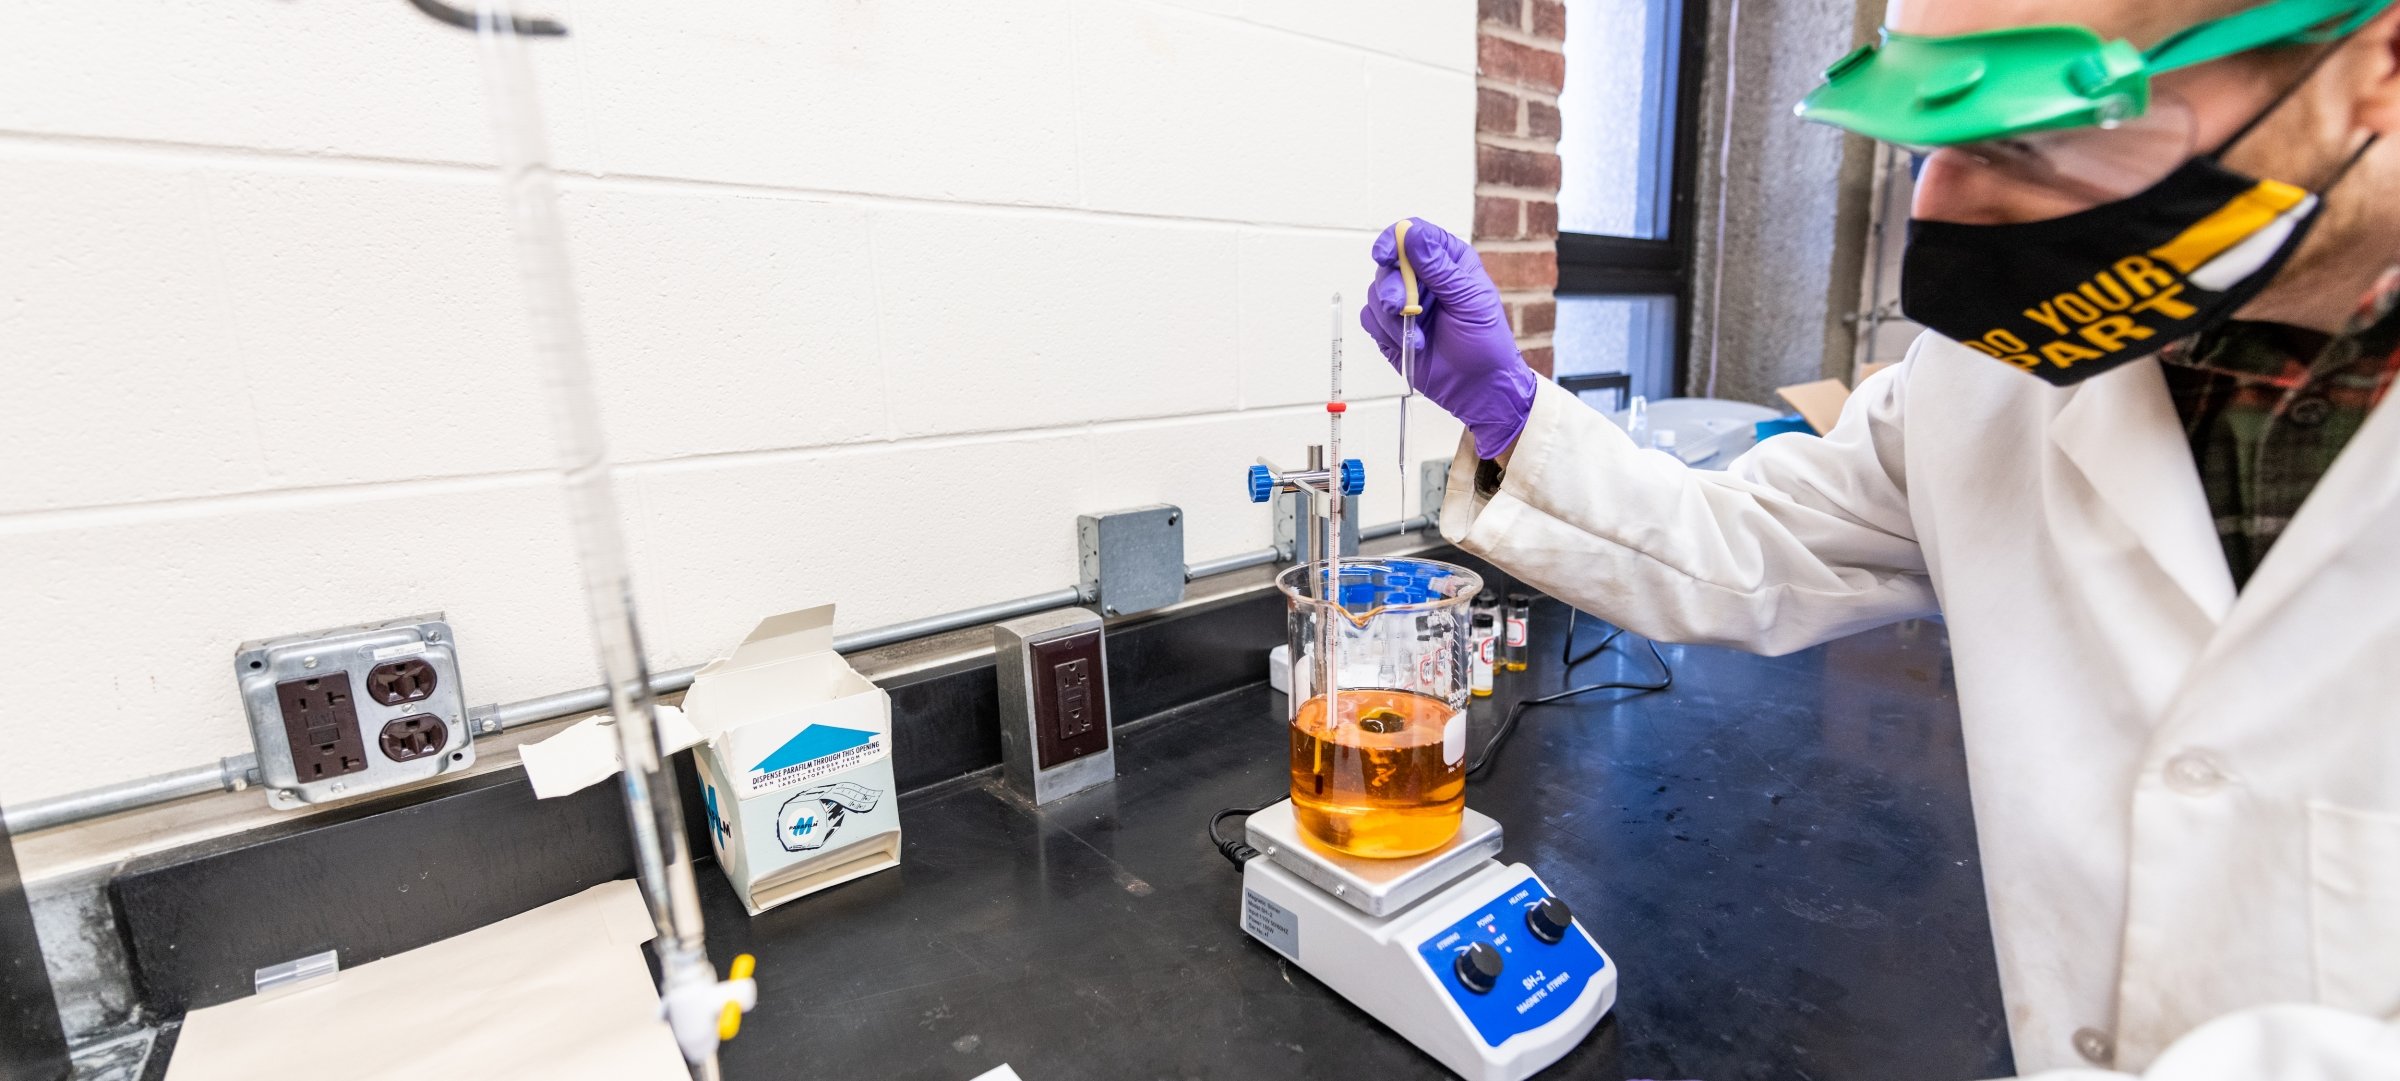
[1798,0,2397,147]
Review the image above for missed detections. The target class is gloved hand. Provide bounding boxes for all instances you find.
[1360,218,1538,460]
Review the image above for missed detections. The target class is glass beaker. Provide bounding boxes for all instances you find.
[1278,556,1483,859]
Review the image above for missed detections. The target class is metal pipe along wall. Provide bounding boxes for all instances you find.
[2,515,1435,838]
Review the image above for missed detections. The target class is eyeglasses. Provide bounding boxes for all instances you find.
[1911,94,2200,224]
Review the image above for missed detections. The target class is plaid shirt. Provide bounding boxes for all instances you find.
[2157,268,2400,589]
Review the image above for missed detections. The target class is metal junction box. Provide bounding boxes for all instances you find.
[993,609,1115,805]
[1277,491,1359,564]
[1078,504,1186,618]
[1421,459,1452,525]
[236,614,473,810]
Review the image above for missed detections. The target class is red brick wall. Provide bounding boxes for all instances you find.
[1475,0,1565,377]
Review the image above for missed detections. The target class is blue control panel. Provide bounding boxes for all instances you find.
[1416,876,1606,1048]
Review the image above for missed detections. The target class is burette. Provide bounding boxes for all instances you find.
[470,3,753,1075]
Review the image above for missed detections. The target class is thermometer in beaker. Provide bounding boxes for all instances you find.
[1320,293,1346,726]
[1391,220,1424,533]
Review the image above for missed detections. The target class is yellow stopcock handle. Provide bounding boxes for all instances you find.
[1393,219,1424,317]
[718,954,756,1041]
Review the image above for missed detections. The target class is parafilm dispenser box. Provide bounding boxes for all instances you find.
[687,606,901,915]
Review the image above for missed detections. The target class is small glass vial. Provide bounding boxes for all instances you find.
[1503,592,1532,671]
[1471,613,1497,697]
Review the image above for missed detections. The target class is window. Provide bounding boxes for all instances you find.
[1553,0,1706,411]
[1555,295,1677,410]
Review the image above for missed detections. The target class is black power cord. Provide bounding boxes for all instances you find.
[1210,805,1268,868]
[1465,607,1673,781]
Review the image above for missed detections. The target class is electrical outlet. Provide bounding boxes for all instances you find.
[276,673,368,782]
[365,658,438,706]
[1031,635,1106,768]
[376,715,449,762]
[994,609,1115,805]
[237,614,474,810]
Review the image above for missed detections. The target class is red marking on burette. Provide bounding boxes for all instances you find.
[1326,401,1347,413]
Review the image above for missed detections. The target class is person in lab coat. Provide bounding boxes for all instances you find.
[1361,0,2400,1076]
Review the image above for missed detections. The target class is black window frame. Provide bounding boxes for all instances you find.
[1552,0,1713,407]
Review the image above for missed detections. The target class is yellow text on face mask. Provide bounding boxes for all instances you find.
[1958,255,2200,371]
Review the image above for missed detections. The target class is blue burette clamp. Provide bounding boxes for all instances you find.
[1247,459,1366,503]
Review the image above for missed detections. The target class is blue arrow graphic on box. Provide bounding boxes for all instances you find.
[752,724,876,774]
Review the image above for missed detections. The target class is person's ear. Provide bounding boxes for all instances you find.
[2354,6,2400,136]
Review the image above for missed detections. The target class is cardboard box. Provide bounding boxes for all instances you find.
[686,606,901,915]
[1774,361,1902,436]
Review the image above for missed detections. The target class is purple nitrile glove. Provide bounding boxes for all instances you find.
[1360,217,1538,460]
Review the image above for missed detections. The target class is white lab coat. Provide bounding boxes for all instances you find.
[1438,332,2400,1079]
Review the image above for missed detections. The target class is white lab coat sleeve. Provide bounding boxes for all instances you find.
[1439,362,1935,656]
[2015,1006,2400,1081]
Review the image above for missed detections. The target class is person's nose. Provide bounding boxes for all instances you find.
[1910,147,2093,225]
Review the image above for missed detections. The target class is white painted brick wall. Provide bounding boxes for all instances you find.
[0,0,1473,804]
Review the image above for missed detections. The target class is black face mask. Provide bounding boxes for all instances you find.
[1900,157,2329,386]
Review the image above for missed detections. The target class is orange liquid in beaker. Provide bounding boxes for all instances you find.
[1290,689,1465,859]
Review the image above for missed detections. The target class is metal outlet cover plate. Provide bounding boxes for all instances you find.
[1419,459,1452,525]
[994,608,1117,806]
[1078,504,1186,617]
[1245,800,1504,918]
[235,614,473,810]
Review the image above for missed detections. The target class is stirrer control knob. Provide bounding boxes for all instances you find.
[1454,941,1505,994]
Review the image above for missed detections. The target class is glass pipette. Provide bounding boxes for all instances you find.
[472,4,748,1073]
[1392,220,1425,533]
